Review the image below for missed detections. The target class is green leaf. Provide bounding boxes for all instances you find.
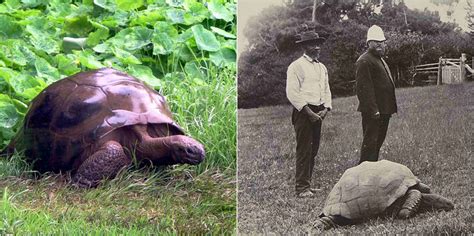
[64,15,94,37]
[94,0,117,11]
[183,0,209,25]
[108,26,153,51]
[152,21,178,55]
[0,94,20,131]
[116,0,144,11]
[127,64,161,88]
[208,0,233,22]
[92,43,110,53]
[112,47,142,65]
[26,24,60,54]
[0,68,45,100]
[0,15,23,40]
[130,9,166,26]
[35,57,61,83]
[21,0,48,8]
[101,10,130,28]
[74,50,104,70]
[210,47,236,67]
[211,26,236,39]
[166,0,183,7]
[184,61,205,80]
[87,21,110,47]
[191,24,220,52]
[0,40,33,67]
[55,54,81,76]
[165,8,185,24]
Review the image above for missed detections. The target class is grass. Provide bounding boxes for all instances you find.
[237,82,473,234]
[0,66,236,234]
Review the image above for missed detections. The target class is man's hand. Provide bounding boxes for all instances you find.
[303,105,322,122]
[317,108,329,120]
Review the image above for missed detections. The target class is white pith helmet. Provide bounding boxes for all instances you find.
[366,25,386,42]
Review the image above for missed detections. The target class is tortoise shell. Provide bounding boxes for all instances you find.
[322,160,420,220]
[19,68,184,173]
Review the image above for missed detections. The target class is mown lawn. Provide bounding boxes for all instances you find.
[237,82,472,234]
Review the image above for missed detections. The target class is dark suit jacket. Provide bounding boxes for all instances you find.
[356,49,397,115]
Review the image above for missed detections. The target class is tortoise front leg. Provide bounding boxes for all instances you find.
[133,126,205,165]
[72,141,130,188]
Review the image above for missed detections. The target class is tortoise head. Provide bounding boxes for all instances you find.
[169,135,205,165]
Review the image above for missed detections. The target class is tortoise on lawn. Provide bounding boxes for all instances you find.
[2,68,205,187]
[313,160,454,230]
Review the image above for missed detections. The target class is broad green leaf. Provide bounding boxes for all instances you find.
[112,47,142,65]
[152,21,178,55]
[184,61,205,80]
[0,40,31,67]
[127,64,161,88]
[191,24,220,52]
[117,0,144,11]
[166,0,183,7]
[130,9,166,26]
[6,0,21,9]
[0,94,20,132]
[87,21,110,47]
[64,15,94,37]
[165,8,185,24]
[47,0,73,17]
[108,26,153,51]
[208,0,233,22]
[183,0,209,25]
[210,47,236,67]
[74,50,104,69]
[176,44,194,62]
[177,28,193,43]
[21,0,48,8]
[211,26,236,39]
[55,54,81,76]
[35,57,61,83]
[25,22,60,54]
[94,0,117,11]
[0,68,45,100]
[92,43,110,53]
[0,15,22,40]
[101,10,130,28]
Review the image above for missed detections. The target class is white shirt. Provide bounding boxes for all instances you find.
[286,54,332,111]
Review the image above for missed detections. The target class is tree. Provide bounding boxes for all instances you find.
[467,0,474,39]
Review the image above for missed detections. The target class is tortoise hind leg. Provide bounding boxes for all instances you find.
[72,141,130,188]
[397,189,422,219]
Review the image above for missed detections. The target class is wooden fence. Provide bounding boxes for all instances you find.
[413,53,474,85]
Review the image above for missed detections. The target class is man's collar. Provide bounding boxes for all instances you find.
[303,54,319,63]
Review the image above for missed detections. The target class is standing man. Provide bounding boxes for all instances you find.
[286,31,332,198]
[355,25,397,164]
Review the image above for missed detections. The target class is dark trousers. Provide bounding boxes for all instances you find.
[359,113,391,164]
[292,104,324,193]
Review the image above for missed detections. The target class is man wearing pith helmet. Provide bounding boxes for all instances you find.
[355,25,397,164]
[286,31,332,198]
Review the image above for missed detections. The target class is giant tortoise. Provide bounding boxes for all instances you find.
[313,160,454,230]
[2,68,205,187]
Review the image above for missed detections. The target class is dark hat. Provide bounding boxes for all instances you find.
[295,31,326,44]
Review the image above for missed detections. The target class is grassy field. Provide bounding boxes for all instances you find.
[237,82,473,234]
[0,67,237,234]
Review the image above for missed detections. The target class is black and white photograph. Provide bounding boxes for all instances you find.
[238,0,473,234]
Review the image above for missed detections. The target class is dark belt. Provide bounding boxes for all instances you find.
[307,104,325,112]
